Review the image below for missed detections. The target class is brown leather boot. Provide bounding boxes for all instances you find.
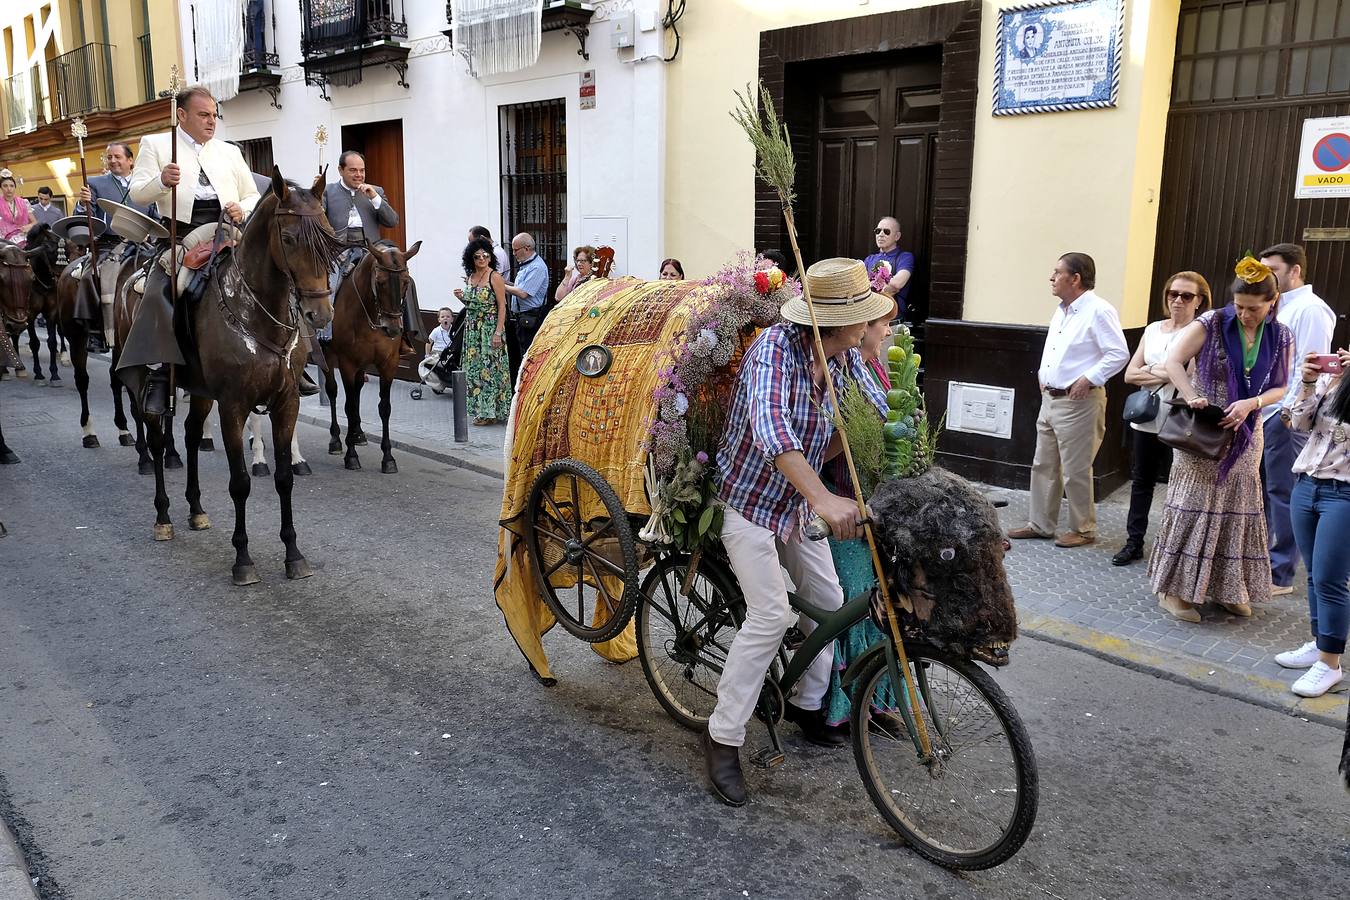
[701,730,747,807]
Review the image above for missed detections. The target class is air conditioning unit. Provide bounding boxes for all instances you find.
[611,12,635,49]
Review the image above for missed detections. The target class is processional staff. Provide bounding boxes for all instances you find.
[314,125,328,176]
[71,117,96,276]
[166,64,183,417]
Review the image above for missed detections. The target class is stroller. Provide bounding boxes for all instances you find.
[411,308,466,400]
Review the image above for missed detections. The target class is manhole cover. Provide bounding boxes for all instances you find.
[8,410,55,427]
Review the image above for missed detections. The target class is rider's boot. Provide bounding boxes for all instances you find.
[783,702,849,748]
[298,370,319,397]
[701,729,748,807]
[142,367,171,416]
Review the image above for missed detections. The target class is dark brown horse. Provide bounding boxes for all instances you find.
[19,224,64,384]
[117,167,337,585]
[55,246,146,450]
[321,240,421,473]
[0,241,33,379]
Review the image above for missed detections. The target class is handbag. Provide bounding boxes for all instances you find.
[1122,386,1163,424]
[1156,399,1233,460]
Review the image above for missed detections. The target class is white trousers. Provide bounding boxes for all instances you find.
[707,507,844,747]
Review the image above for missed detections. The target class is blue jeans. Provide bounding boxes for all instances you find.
[1262,414,1307,587]
[1290,474,1350,655]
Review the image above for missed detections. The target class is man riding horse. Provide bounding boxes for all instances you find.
[119,85,260,415]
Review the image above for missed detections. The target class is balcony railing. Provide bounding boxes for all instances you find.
[136,33,154,103]
[46,42,116,120]
[301,0,407,58]
[3,66,42,135]
[242,0,279,70]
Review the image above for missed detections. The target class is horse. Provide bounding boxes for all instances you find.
[20,223,63,384]
[320,240,421,474]
[115,167,338,585]
[0,241,33,379]
[55,244,144,450]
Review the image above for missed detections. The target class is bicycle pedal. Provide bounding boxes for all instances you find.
[750,747,785,769]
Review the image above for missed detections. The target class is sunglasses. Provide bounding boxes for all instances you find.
[575,257,590,264]
[473,252,490,259]
[874,228,892,236]
[1165,290,1198,302]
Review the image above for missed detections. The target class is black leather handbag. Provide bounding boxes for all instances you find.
[1156,399,1233,460]
[1122,386,1163,424]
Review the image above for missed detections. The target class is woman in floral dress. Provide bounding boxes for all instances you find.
[460,238,512,425]
[1150,256,1293,622]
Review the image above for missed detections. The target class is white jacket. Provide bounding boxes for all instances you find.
[129,131,260,225]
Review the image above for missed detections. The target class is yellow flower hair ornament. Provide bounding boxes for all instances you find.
[1234,254,1273,285]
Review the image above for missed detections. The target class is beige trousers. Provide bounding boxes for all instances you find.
[1028,389,1108,537]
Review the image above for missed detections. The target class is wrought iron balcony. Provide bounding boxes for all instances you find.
[300,0,410,98]
[136,33,154,103]
[240,0,282,107]
[3,66,43,135]
[46,42,116,120]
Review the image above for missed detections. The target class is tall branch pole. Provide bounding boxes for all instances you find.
[732,84,933,758]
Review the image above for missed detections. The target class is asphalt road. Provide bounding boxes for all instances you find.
[1,377,1347,900]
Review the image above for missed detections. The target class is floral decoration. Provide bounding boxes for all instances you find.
[1234,254,1273,285]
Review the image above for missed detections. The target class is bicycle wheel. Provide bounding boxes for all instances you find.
[524,459,639,643]
[636,553,742,731]
[851,646,1038,870]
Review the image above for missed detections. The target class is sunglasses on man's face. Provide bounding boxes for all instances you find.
[875,228,892,236]
[1165,290,1198,302]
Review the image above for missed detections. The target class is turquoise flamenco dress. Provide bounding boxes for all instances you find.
[822,357,898,727]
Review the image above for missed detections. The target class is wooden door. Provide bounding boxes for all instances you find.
[785,47,943,323]
[340,118,407,249]
[1154,0,1350,347]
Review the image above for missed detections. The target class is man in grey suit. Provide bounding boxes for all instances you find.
[74,142,158,226]
[322,150,398,247]
[31,187,63,227]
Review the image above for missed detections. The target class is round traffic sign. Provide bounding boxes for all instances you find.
[1313,132,1350,171]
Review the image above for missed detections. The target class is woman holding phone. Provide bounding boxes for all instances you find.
[1276,346,1350,697]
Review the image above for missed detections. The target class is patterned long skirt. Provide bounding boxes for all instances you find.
[1147,426,1271,607]
[462,285,512,422]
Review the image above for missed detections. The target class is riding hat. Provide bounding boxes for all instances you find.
[51,214,108,247]
[97,198,169,243]
[780,257,895,327]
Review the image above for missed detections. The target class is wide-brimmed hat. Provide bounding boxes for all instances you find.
[97,198,169,243]
[51,215,108,247]
[780,257,895,327]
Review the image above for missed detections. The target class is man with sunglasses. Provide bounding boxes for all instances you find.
[863,217,914,319]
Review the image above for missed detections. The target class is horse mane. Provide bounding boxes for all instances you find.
[243,185,344,272]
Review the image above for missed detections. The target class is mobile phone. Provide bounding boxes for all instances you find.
[1310,353,1344,374]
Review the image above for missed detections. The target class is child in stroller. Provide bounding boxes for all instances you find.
[412,306,466,400]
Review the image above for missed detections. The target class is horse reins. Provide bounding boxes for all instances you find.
[355,250,408,333]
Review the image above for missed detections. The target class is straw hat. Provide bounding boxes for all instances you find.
[780,257,894,327]
[97,198,169,243]
[51,214,108,247]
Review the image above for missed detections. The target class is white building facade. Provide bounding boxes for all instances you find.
[183,0,668,312]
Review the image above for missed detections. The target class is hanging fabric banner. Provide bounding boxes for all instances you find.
[193,0,246,100]
[453,0,544,77]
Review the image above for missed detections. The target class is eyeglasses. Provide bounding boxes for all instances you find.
[874,228,892,236]
[575,257,590,265]
[1165,290,1198,302]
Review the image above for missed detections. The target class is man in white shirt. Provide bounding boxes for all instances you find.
[1259,243,1337,593]
[1008,252,1129,548]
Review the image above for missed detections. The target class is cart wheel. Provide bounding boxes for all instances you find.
[525,458,639,643]
[410,387,423,400]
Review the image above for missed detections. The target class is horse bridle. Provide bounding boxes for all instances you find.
[357,249,408,331]
[272,207,340,304]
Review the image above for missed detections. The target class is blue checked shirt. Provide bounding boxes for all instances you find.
[716,324,889,540]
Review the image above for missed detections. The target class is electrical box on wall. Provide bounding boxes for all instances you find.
[610,12,635,48]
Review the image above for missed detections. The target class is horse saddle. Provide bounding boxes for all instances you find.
[151,222,238,302]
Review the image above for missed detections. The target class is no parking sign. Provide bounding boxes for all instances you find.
[1295,116,1350,198]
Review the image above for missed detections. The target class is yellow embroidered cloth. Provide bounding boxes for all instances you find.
[494,277,721,682]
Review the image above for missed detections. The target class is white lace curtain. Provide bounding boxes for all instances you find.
[453,0,544,77]
[193,0,246,100]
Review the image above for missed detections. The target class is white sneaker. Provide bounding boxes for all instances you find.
[1290,661,1345,698]
[1275,641,1320,669]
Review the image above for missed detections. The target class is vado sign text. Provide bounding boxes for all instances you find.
[1296,116,1350,198]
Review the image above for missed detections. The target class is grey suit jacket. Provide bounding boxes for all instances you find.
[74,172,158,223]
[322,182,399,242]
[32,202,64,226]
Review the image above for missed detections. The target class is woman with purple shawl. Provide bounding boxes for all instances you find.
[1149,255,1294,623]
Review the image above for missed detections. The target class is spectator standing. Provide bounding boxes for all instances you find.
[0,174,35,245]
[756,249,789,274]
[1276,347,1350,697]
[31,187,62,227]
[1008,253,1129,548]
[1150,256,1293,622]
[1257,243,1337,595]
[660,258,684,280]
[469,225,511,277]
[862,216,915,318]
[504,232,549,385]
[460,239,511,425]
[555,245,597,303]
[1113,272,1209,565]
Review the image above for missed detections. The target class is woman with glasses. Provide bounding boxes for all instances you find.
[461,238,511,426]
[555,245,598,303]
[1113,272,1210,566]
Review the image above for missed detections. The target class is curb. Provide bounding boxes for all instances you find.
[293,411,505,480]
[0,819,36,900]
[1020,613,1347,730]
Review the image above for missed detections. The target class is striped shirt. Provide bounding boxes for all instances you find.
[716,323,889,540]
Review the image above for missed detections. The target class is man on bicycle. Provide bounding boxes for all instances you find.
[703,257,892,806]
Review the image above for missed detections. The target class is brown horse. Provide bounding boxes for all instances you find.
[321,240,421,474]
[0,241,33,379]
[116,167,337,585]
[19,224,64,384]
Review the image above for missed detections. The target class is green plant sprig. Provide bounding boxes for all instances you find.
[730,82,796,207]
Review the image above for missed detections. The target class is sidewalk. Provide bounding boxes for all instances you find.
[0,821,36,900]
